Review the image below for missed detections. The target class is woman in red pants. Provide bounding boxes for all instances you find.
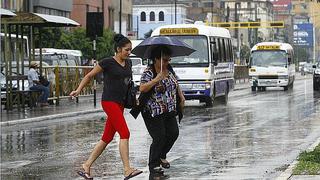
[70,34,142,180]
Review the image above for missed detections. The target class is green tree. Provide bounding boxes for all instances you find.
[57,28,114,60]
[240,45,250,64]
[34,27,115,61]
[35,28,63,48]
[294,47,309,63]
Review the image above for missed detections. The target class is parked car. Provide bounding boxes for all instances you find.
[302,63,314,75]
[313,62,320,91]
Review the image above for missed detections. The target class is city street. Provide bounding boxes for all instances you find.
[1,76,320,179]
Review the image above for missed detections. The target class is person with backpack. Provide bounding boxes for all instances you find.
[139,46,185,175]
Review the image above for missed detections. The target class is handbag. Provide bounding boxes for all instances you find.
[124,60,137,109]
[39,75,50,86]
[124,78,137,109]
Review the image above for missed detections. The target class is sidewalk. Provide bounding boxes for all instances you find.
[0,92,103,125]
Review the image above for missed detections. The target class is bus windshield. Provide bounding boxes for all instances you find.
[251,50,287,67]
[169,35,209,67]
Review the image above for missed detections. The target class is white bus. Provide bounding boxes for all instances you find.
[34,48,83,66]
[249,42,295,91]
[151,24,234,106]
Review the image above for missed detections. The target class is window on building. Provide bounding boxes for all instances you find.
[159,11,164,21]
[150,11,155,21]
[141,12,146,21]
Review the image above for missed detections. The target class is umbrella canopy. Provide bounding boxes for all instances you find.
[131,36,195,59]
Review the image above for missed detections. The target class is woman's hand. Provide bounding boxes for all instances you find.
[154,71,165,83]
[69,90,80,97]
[179,96,185,109]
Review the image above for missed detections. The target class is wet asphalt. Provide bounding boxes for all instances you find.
[1,75,320,180]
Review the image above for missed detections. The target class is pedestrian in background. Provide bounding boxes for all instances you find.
[139,46,185,175]
[70,34,142,180]
[27,61,50,107]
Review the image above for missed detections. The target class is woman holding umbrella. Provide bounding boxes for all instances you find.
[139,46,186,174]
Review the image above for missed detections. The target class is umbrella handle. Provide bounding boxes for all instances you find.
[161,51,163,73]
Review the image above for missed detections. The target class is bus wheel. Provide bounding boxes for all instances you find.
[214,86,229,105]
[251,86,256,91]
[284,86,288,91]
[205,97,213,107]
[314,82,319,91]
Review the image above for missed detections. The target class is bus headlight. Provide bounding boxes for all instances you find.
[315,69,320,75]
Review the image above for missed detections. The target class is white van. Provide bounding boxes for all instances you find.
[130,40,146,88]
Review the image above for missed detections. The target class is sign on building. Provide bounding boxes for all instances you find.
[293,23,314,47]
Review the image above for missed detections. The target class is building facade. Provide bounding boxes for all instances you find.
[71,0,132,35]
[292,0,320,62]
[1,0,72,17]
[132,0,189,39]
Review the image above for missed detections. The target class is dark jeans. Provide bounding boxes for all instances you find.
[142,111,179,170]
[30,83,50,103]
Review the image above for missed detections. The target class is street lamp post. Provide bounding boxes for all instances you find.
[174,0,177,24]
[119,0,122,34]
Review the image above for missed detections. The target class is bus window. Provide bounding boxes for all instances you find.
[224,39,229,62]
[169,35,209,66]
[215,38,221,62]
[251,51,287,67]
[210,37,217,64]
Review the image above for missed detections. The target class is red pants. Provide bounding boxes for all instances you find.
[101,101,130,144]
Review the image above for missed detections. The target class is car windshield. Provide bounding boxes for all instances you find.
[251,50,287,67]
[130,58,142,66]
[167,35,209,67]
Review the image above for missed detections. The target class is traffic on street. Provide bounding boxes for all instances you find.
[1,75,320,179]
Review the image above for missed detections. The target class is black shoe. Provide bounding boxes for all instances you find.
[150,167,164,174]
[160,160,170,169]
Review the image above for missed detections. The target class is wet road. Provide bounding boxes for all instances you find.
[1,77,320,180]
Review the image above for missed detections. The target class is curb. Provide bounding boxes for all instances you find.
[0,109,104,126]
[276,137,320,180]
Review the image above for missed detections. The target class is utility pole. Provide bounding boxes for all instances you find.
[255,3,258,45]
[211,1,214,23]
[119,0,122,34]
[235,2,240,62]
[174,0,177,24]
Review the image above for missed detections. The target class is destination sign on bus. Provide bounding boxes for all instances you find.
[257,45,280,50]
[160,28,199,35]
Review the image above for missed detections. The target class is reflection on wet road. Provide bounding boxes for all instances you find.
[1,78,320,179]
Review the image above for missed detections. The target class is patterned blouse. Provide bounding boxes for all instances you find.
[140,66,178,117]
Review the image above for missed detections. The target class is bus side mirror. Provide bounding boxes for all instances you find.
[246,58,249,65]
[213,61,217,66]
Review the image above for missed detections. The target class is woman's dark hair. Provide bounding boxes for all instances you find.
[150,46,172,60]
[113,34,131,52]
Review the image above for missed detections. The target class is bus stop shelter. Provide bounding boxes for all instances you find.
[1,10,80,110]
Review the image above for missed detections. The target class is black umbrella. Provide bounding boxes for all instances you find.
[130,36,192,123]
[131,36,195,59]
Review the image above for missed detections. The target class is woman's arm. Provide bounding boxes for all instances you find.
[69,64,103,97]
[177,85,185,108]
